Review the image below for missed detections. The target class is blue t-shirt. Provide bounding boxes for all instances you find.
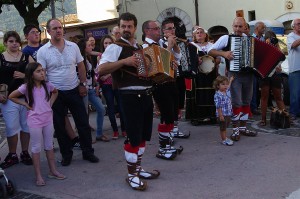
[22,44,43,61]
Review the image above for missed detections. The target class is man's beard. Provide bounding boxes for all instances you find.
[122,32,131,40]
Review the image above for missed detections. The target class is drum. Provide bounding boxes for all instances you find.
[198,55,215,74]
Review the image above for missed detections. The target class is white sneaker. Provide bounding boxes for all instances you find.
[221,138,233,146]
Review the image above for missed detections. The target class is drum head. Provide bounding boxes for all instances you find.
[198,55,215,74]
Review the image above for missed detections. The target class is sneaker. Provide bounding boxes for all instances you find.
[112,131,119,140]
[0,153,19,169]
[73,141,81,150]
[20,151,33,165]
[221,138,234,146]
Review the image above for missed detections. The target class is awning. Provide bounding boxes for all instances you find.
[249,20,284,34]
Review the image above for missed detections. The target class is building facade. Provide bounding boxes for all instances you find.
[117,0,300,42]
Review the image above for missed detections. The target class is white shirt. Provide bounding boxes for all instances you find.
[158,39,182,63]
[287,32,300,73]
[99,37,149,90]
[208,33,247,53]
[37,40,84,90]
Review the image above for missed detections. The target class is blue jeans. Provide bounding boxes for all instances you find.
[289,71,300,117]
[102,84,125,132]
[83,89,105,137]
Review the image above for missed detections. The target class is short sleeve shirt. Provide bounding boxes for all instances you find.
[214,89,232,117]
[37,40,84,90]
[18,82,55,127]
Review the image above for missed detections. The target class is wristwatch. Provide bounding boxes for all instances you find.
[79,82,87,86]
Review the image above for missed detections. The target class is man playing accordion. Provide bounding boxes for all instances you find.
[208,17,258,142]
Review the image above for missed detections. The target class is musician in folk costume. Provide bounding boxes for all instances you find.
[189,26,220,121]
[140,20,183,161]
[208,17,257,142]
[98,12,159,191]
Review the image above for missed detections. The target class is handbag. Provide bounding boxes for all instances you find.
[0,84,8,98]
[270,108,290,129]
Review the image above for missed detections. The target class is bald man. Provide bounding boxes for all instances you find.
[208,17,257,143]
[111,26,121,41]
[250,21,266,116]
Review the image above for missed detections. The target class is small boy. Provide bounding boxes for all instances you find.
[213,76,234,146]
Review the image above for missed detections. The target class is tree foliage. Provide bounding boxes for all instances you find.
[0,0,52,26]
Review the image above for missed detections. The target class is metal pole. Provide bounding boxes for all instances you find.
[51,0,56,18]
[195,0,199,25]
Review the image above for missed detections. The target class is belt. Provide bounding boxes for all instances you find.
[120,88,152,96]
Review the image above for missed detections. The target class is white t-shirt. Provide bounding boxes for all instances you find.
[37,40,84,90]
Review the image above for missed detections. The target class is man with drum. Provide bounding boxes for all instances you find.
[208,17,257,142]
[98,12,159,191]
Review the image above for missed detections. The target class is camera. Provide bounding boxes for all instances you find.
[270,37,278,45]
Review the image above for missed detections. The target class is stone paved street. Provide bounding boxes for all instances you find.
[0,109,299,199]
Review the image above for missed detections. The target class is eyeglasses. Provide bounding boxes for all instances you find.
[147,27,160,31]
[164,27,176,31]
[29,31,41,35]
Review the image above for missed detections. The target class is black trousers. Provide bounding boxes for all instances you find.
[119,90,153,147]
[52,87,94,159]
[153,81,179,124]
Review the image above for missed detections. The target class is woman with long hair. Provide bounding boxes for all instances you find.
[96,35,126,140]
[76,38,107,141]
[259,30,285,126]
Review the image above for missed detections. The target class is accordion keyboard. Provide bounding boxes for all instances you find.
[229,36,254,72]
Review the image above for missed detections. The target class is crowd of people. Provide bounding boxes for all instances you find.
[0,12,299,190]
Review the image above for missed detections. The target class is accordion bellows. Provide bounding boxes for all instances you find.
[229,36,285,78]
[134,45,175,83]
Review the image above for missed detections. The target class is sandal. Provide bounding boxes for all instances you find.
[259,120,266,126]
[96,135,110,142]
[125,175,147,191]
[48,172,66,180]
[240,129,258,137]
[173,131,191,139]
[138,168,160,179]
[36,180,46,186]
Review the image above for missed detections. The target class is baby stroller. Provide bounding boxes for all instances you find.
[0,168,16,198]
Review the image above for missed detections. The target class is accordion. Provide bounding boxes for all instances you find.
[229,36,285,78]
[134,45,175,83]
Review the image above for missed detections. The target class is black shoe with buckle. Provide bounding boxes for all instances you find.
[20,151,33,165]
[83,154,99,163]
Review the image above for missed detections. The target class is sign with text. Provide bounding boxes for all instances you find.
[85,28,108,39]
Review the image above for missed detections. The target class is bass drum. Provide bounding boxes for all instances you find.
[198,55,215,74]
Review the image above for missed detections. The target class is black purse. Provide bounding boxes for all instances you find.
[270,108,290,129]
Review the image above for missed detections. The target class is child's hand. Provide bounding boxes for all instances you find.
[219,115,225,121]
[229,76,235,83]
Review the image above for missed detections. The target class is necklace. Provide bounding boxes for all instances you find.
[7,51,20,61]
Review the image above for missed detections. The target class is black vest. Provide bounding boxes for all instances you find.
[111,39,152,89]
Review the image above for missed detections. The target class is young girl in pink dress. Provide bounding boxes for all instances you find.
[9,62,66,186]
